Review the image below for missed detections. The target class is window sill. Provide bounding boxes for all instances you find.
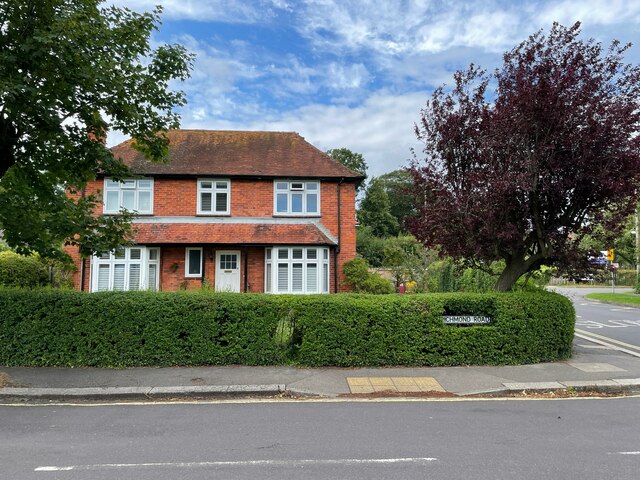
[196,213,231,216]
[272,213,321,218]
[103,212,154,216]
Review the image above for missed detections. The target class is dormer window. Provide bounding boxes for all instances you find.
[103,178,153,214]
[274,180,320,215]
[198,179,230,215]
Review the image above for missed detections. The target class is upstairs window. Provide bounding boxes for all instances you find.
[274,181,320,215]
[103,178,153,214]
[198,179,230,215]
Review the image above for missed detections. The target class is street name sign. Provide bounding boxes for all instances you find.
[443,315,492,325]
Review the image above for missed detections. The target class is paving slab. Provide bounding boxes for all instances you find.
[568,363,627,373]
[502,382,566,390]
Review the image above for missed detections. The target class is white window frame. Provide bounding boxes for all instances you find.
[185,247,203,277]
[264,246,330,294]
[103,178,154,214]
[91,246,160,292]
[197,178,230,215]
[273,180,320,216]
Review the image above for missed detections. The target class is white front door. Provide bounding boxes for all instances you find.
[215,250,241,292]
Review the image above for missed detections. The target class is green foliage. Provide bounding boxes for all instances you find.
[356,226,386,267]
[343,258,394,294]
[0,251,48,287]
[0,290,575,367]
[458,268,496,293]
[424,260,460,292]
[326,148,367,191]
[636,275,640,294]
[382,235,436,289]
[357,177,399,238]
[377,169,417,231]
[0,1,194,259]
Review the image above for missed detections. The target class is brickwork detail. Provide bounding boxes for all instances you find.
[68,177,358,292]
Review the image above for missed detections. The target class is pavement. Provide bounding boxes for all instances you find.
[2,340,640,401]
[2,287,640,402]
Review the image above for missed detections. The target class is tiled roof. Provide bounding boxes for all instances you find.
[132,223,337,245]
[111,130,364,180]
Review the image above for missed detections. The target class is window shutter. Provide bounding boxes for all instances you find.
[306,263,317,293]
[292,263,303,292]
[201,192,212,212]
[128,264,141,291]
[277,263,289,292]
[215,192,227,212]
[147,264,157,291]
[113,264,125,291]
[266,263,272,293]
[97,265,110,291]
[323,264,329,293]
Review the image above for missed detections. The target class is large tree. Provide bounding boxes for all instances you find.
[377,169,417,232]
[326,148,368,191]
[0,0,193,258]
[409,22,640,291]
[358,177,399,238]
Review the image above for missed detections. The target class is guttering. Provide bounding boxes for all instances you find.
[80,257,86,292]
[201,246,207,286]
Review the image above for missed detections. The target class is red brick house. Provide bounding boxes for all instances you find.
[66,130,364,293]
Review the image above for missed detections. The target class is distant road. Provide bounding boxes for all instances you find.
[550,287,640,356]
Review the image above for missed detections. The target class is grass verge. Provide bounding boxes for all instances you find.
[585,293,640,306]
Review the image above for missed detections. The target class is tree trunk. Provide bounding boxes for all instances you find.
[495,258,530,292]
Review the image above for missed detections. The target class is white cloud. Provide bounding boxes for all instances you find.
[537,0,640,27]
[296,1,527,55]
[108,0,281,23]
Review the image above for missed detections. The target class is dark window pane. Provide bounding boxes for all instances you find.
[188,249,201,275]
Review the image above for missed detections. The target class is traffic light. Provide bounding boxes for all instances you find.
[607,249,615,261]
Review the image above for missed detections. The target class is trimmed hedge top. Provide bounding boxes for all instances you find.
[0,289,575,367]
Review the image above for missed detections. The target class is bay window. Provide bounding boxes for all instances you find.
[265,246,330,294]
[92,246,159,292]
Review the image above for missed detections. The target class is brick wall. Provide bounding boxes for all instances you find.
[69,176,358,292]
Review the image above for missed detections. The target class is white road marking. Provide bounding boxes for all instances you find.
[574,331,640,358]
[35,457,438,471]
[617,452,640,455]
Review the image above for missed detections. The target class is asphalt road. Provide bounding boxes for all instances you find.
[551,287,640,355]
[2,399,640,480]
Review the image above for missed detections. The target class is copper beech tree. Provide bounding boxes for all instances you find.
[409,23,640,291]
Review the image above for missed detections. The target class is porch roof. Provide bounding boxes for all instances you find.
[132,222,337,246]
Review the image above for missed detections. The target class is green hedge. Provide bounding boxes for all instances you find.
[0,251,49,288]
[0,289,575,367]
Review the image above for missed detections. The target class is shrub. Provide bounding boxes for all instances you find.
[458,268,495,293]
[0,289,574,367]
[0,251,49,288]
[424,259,460,292]
[343,258,394,294]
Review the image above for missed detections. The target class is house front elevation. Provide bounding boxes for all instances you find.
[66,130,364,293]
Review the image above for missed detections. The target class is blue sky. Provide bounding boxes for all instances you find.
[109,0,640,176]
